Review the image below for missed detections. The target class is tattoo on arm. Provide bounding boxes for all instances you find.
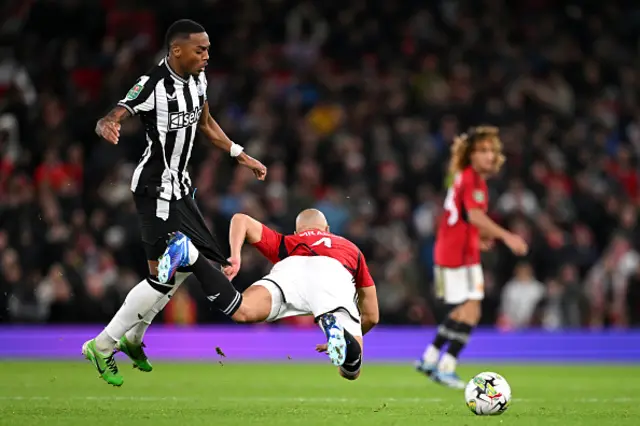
[96,106,131,137]
[95,106,131,143]
[102,106,131,124]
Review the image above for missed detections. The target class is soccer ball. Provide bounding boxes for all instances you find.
[464,371,511,415]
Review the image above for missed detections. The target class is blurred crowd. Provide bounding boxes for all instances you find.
[1,0,640,329]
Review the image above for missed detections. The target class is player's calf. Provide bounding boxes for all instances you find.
[339,330,363,381]
[438,301,478,377]
[417,317,459,375]
[160,232,243,316]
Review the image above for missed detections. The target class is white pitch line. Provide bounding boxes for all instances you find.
[218,397,447,403]
[0,396,637,403]
[0,396,188,402]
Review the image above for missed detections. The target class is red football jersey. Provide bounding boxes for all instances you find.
[434,166,488,267]
[252,226,375,288]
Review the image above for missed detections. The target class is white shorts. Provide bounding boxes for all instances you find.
[434,264,484,305]
[252,256,362,337]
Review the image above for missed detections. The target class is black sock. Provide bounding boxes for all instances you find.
[432,317,458,349]
[447,322,474,358]
[340,328,362,378]
[190,256,242,316]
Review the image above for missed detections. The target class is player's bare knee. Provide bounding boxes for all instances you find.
[469,300,482,323]
[230,306,252,323]
[456,300,480,325]
[232,285,272,323]
[231,304,262,323]
[449,306,463,321]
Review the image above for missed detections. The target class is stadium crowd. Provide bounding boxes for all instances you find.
[1,0,640,329]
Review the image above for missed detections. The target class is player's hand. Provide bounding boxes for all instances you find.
[96,119,121,145]
[222,256,241,281]
[315,343,328,353]
[480,238,495,251]
[237,154,267,180]
[503,233,528,256]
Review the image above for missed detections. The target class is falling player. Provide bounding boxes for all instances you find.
[160,209,379,379]
[415,126,528,388]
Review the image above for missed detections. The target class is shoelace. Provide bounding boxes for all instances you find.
[132,342,148,360]
[105,354,119,374]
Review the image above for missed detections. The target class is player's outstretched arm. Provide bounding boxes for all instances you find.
[223,214,265,280]
[95,106,131,145]
[357,286,379,335]
[229,213,264,255]
[467,209,528,256]
[198,102,267,180]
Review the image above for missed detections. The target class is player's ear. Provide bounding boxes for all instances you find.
[326,226,330,232]
[171,43,181,58]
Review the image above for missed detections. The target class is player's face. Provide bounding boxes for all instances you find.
[180,32,210,76]
[471,139,496,174]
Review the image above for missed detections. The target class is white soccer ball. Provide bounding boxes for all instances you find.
[464,371,512,415]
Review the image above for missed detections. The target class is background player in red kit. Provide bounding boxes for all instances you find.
[416,126,528,389]
[220,209,379,380]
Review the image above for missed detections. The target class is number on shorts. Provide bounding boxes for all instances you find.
[443,186,459,226]
[311,237,332,248]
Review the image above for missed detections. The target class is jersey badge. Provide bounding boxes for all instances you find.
[126,83,144,100]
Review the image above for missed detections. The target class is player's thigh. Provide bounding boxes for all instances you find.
[246,274,308,322]
[134,195,181,268]
[466,265,485,301]
[435,265,484,305]
[176,197,227,265]
[243,258,312,323]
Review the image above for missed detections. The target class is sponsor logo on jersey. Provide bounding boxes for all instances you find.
[169,105,203,131]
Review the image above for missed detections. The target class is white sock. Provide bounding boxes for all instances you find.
[422,345,440,365]
[124,272,191,344]
[438,353,458,373]
[95,279,164,353]
[187,240,199,265]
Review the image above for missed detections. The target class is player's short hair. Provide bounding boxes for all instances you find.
[165,19,206,49]
[449,125,505,177]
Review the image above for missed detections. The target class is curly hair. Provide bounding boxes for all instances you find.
[448,125,505,177]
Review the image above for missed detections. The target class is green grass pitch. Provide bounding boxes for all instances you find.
[0,362,638,425]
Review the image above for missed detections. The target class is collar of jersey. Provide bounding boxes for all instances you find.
[164,57,189,84]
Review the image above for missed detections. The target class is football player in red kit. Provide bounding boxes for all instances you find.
[223,208,379,380]
[416,126,528,389]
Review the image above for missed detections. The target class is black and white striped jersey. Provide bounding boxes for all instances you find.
[117,57,207,202]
